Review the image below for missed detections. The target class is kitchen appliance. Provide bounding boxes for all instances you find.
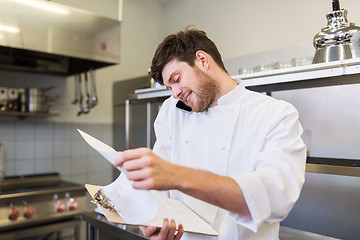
[0,0,121,76]
[313,0,360,63]
[0,172,87,240]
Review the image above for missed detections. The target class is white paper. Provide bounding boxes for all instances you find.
[79,129,218,235]
[101,173,159,224]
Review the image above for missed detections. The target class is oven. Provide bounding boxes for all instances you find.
[0,173,88,240]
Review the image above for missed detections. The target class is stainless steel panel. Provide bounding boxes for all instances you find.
[0,0,121,75]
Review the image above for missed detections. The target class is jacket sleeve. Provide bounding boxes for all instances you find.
[230,102,306,232]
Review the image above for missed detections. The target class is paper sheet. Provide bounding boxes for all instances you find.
[79,129,218,236]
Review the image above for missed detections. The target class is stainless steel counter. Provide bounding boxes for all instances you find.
[81,211,146,240]
[279,226,340,240]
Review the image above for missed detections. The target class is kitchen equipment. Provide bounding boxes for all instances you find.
[77,74,84,116]
[0,0,120,76]
[83,71,91,114]
[27,88,43,113]
[0,173,87,240]
[72,70,99,116]
[0,88,8,111]
[72,76,79,105]
[6,88,18,111]
[26,86,55,113]
[89,69,99,107]
[0,143,6,182]
[313,0,360,63]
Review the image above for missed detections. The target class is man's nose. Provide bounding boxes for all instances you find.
[172,85,182,99]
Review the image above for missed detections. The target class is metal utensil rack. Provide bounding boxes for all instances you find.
[127,58,360,177]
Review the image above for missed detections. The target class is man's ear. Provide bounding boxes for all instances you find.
[195,50,209,70]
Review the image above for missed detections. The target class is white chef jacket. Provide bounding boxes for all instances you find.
[152,81,306,240]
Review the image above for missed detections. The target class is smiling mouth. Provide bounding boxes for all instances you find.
[184,91,192,104]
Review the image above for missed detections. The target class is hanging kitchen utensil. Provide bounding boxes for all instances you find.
[89,69,98,107]
[72,75,79,105]
[313,0,360,63]
[77,74,84,116]
[83,71,90,114]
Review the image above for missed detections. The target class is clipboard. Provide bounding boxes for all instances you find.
[85,184,127,224]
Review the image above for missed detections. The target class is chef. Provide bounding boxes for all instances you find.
[114,27,306,240]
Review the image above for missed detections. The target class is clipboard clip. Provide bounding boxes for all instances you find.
[91,188,116,212]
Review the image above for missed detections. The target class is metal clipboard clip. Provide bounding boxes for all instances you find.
[91,188,116,212]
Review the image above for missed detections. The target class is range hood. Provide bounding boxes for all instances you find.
[0,0,121,76]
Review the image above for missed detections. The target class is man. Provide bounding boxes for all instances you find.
[114,27,306,240]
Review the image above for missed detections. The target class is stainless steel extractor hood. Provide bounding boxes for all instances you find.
[0,0,121,76]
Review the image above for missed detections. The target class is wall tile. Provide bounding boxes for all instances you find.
[35,122,54,140]
[0,121,15,141]
[71,123,89,140]
[71,140,89,158]
[35,158,54,173]
[54,157,71,176]
[14,159,35,175]
[2,140,15,160]
[15,141,35,160]
[15,122,35,141]
[88,155,104,173]
[6,122,114,183]
[71,157,88,175]
[35,141,53,159]
[5,158,15,176]
[71,173,88,185]
[54,140,71,158]
[54,123,71,140]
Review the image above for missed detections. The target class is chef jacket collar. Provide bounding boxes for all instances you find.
[216,80,245,106]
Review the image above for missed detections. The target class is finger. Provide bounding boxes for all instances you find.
[139,225,157,237]
[122,156,153,171]
[131,177,155,190]
[114,148,152,167]
[166,219,176,240]
[157,218,170,239]
[126,167,152,181]
[174,224,184,240]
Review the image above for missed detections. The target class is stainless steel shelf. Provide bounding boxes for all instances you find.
[306,157,360,177]
[0,111,59,119]
[234,58,360,92]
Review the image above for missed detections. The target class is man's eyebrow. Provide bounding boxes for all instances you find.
[165,71,179,85]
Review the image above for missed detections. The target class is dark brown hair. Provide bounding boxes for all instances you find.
[150,27,227,85]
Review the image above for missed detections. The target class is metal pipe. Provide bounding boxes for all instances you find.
[125,99,131,149]
[146,102,151,148]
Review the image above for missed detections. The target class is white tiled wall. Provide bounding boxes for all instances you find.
[0,119,114,186]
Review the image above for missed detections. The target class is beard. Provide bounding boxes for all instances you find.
[188,67,220,112]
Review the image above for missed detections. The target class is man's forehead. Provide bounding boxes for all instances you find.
[162,59,180,84]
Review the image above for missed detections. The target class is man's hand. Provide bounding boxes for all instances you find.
[114,148,181,190]
[139,219,184,240]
